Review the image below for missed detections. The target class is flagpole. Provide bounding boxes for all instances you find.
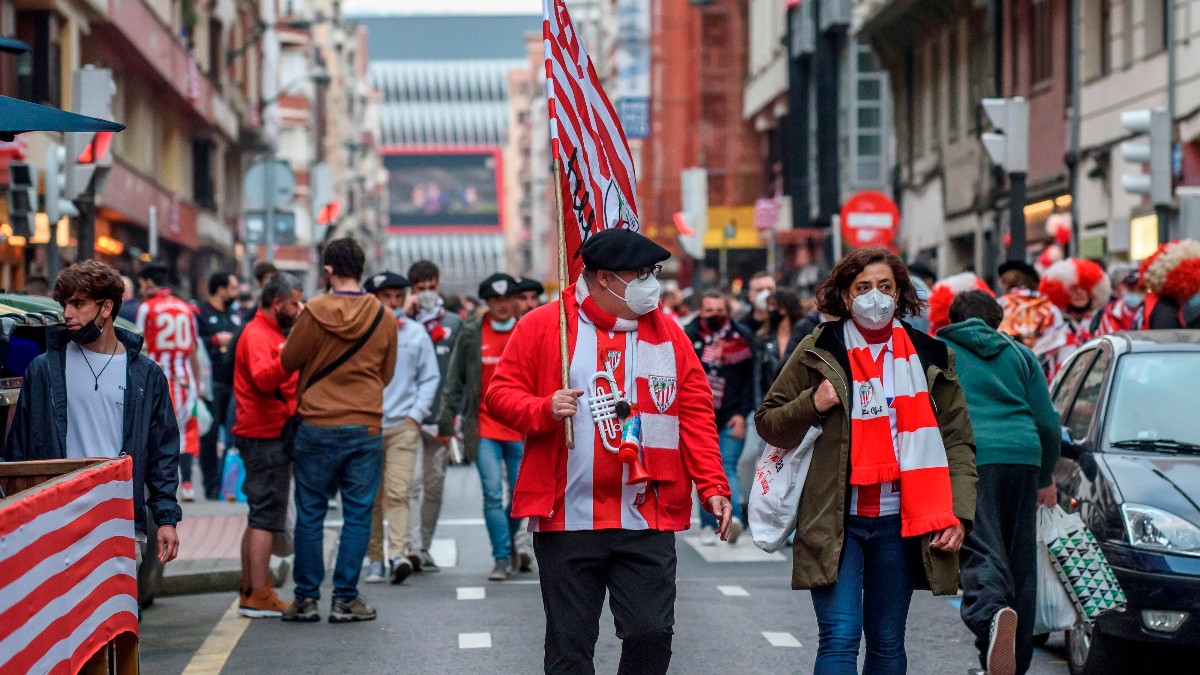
[553,157,575,450]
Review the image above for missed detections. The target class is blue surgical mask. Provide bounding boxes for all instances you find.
[490,317,516,332]
[1124,292,1144,309]
[394,308,406,319]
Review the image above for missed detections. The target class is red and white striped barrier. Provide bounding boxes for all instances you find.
[0,457,139,674]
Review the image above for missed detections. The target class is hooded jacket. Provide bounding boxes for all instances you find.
[3,326,182,534]
[937,318,1060,486]
[280,292,397,429]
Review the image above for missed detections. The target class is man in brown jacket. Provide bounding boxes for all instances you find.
[279,238,397,624]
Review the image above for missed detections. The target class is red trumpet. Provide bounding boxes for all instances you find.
[618,407,650,486]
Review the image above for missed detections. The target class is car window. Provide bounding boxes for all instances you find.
[1106,353,1200,446]
[1052,349,1096,423]
[1065,348,1112,441]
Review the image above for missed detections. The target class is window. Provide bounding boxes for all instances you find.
[948,24,960,141]
[208,19,223,82]
[1099,0,1112,76]
[192,139,215,210]
[912,48,924,157]
[929,39,941,149]
[16,10,61,108]
[849,41,887,187]
[1032,0,1054,85]
[1144,0,1168,55]
[969,9,988,132]
[1066,348,1112,440]
[1052,350,1096,420]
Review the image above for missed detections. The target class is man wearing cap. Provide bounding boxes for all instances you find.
[514,276,545,317]
[363,272,441,585]
[485,228,733,674]
[439,272,527,581]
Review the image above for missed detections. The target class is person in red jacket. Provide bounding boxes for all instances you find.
[232,272,303,618]
[485,228,733,675]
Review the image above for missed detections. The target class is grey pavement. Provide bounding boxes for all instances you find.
[139,464,1074,674]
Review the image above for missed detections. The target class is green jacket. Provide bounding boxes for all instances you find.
[438,316,483,462]
[755,320,978,596]
[937,318,1060,486]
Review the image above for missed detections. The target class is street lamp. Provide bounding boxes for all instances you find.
[259,70,331,114]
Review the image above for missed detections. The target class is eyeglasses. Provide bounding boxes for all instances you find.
[636,265,663,281]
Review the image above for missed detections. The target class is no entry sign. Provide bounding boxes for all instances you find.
[840,190,899,249]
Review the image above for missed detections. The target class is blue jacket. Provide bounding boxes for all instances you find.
[382,318,441,429]
[2,326,182,533]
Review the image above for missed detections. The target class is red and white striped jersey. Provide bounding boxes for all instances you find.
[136,290,198,415]
[849,341,901,518]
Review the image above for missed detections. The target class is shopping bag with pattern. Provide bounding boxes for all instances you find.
[1039,505,1126,622]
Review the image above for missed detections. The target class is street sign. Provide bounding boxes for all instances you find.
[243,159,295,210]
[840,190,899,249]
[244,210,297,245]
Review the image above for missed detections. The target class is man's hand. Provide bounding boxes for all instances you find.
[930,522,965,552]
[403,290,419,316]
[706,496,733,541]
[1037,483,1058,508]
[726,415,747,440]
[551,389,584,420]
[813,379,841,415]
[158,525,180,563]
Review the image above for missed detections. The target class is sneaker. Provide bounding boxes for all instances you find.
[728,517,744,545]
[699,526,717,546]
[239,585,287,618]
[364,561,386,584]
[419,549,440,572]
[180,481,195,502]
[516,547,534,573]
[487,558,513,581]
[329,595,376,623]
[281,597,320,622]
[390,557,413,585]
[987,607,1018,675]
[407,552,423,573]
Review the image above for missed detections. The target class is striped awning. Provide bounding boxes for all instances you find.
[386,231,507,296]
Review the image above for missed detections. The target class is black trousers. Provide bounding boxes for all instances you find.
[534,530,676,675]
[199,382,233,499]
[960,464,1040,674]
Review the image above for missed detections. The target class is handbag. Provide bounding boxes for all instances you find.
[1035,506,1080,633]
[748,425,822,553]
[1040,504,1127,622]
[281,306,385,458]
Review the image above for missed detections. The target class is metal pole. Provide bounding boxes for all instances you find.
[1008,172,1027,260]
[1157,203,1171,245]
[719,222,730,287]
[46,222,60,282]
[1068,0,1081,255]
[148,205,158,259]
[76,194,95,262]
[264,157,276,263]
[1167,0,1176,132]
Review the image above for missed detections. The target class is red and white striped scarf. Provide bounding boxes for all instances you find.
[844,320,959,537]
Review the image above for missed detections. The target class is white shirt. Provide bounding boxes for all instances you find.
[65,343,127,459]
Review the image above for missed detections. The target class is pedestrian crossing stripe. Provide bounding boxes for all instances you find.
[458,633,492,649]
[762,632,802,648]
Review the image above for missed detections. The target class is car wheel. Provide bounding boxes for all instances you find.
[1066,622,1131,675]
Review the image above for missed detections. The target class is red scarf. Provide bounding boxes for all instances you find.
[845,320,958,537]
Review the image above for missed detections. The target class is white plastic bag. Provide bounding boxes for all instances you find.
[195,398,213,437]
[748,426,821,553]
[1035,506,1079,633]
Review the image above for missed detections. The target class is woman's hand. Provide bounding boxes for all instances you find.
[930,522,966,552]
[813,379,841,415]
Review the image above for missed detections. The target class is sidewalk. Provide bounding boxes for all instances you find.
[160,498,291,597]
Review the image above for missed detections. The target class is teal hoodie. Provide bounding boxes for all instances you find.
[937,318,1060,486]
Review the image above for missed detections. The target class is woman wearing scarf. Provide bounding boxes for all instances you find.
[756,248,977,675]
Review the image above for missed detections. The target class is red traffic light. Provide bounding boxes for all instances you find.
[76,131,113,164]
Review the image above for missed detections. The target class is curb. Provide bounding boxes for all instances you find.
[160,557,291,597]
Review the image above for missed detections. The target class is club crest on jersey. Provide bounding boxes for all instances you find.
[605,350,622,373]
[858,382,872,408]
[649,375,677,413]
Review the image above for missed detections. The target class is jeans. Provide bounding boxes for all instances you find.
[476,437,523,561]
[292,423,382,601]
[810,515,915,675]
[699,427,744,529]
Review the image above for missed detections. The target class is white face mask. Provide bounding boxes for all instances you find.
[850,288,896,331]
[607,273,662,316]
[753,289,772,312]
[417,291,440,310]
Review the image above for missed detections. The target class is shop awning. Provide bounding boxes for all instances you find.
[703,206,765,250]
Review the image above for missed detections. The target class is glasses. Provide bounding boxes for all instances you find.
[636,265,663,281]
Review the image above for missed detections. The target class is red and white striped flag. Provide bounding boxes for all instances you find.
[544,0,641,280]
[0,458,139,673]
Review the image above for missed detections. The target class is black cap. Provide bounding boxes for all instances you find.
[997,260,1039,282]
[364,271,409,293]
[515,276,545,295]
[478,273,520,300]
[580,228,670,272]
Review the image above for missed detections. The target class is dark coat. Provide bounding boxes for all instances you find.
[438,316,483,462]
[2,326,182,534]
[755,320,978,596]
[684,319,758,429]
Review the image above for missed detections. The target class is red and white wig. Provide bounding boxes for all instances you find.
[1139,239,1200,301]
[1038,258,1111,314]
[926,271,993,334]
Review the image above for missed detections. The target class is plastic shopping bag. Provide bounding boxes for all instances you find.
[221,448,247,503]
[195,398,213,437]
[1040,505,1126,622]
[1035,506,1079,633]
[748,426,821,553]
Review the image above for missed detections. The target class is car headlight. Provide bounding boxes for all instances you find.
[1122,504,1200,556]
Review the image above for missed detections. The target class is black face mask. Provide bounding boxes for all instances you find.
[70,304,107,345]
[702,315,726,332]
[768,309,786,329]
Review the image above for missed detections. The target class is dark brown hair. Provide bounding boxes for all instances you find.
[816,248,924,319]
[53,260,125,316]
[949,290,1004,329]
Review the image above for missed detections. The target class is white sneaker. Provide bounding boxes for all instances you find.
[180,482,195,502]
[699,526,717,546]
[728,517,743,545]
[364,560,386,584]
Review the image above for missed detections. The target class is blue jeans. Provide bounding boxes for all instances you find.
[476,437,523,561]
[699,426,744,529]
[810,515,915,675]
[292,423,383,601]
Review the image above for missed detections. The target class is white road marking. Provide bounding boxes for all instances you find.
[180,599,251,674]
[504,579,541,585]
[457,586,486,600]
[458,632,492,649]
[429,538,458,567]
[440,518,487,526]
[762,632,802,648]
[682,536,787,563]
[717,585,749,597]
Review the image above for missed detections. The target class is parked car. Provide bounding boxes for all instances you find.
[1049,330,1200,674]
[0,293,163,609]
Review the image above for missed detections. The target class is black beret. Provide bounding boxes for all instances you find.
[515,276,545,295]
[997,260,1039,282]
[364,271,409,293]
[580,228,670,272]
[478,273,520,300]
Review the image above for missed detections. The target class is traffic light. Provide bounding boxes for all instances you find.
[43,144,78,228]
[7,161,36,237]
[1120,108,1172,206]
[980,97,1029,174]
[65,67,116,200]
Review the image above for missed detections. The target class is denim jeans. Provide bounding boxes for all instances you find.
[810,515,915,675]
[476,437,523,561]
[699,426,745,529]
[292,423,382,601]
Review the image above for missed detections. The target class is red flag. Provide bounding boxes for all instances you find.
[543,0,641,280]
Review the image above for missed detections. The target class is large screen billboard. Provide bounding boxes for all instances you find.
[385,149,502,228]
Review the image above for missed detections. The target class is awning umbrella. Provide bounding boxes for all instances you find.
[0,37,30,54]
[0,95,124,141]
